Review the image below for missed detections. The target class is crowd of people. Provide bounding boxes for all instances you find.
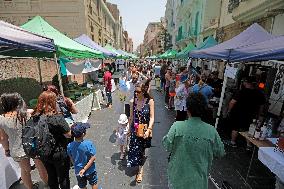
[2,58,264,189]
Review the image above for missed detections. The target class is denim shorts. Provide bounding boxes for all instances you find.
[76,171,98,188]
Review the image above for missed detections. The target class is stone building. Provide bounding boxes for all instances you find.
[0,0,129,49]
[142,21,164,57]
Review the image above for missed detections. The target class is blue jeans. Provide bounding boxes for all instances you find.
[105,89,112,105]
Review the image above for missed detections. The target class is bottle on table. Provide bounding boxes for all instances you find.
[259,123,268,141]
[254,121,261,139]
[248,119,257,137]
[267,118,273,138]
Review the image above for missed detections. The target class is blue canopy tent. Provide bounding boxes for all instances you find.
[189,23,277,129]
[189,23,275,60]
[74,34,116,58]
[231,35,284,62]
[0,20,55,58]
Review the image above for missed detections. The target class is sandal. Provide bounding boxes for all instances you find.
[136,172,143,183]
[120,153,125,160]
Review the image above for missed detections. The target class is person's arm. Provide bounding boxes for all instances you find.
[128,99,134,126]
[144,99,154,139]
[65,98,78,114]
[213,130,225,158]
[162,123,176,152]
[79,155,96,177]
[0,128,10,156]
[228,99,237,113]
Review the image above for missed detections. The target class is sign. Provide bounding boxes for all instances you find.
[224,65,238,79]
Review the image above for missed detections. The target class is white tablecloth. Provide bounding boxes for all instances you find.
[0,144,21,189]
[258,147,284,182]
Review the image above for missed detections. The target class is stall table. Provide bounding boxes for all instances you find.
[258,147,284,187]
[239,132,275,185]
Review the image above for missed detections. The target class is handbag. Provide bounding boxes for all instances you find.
[134,98,150,138]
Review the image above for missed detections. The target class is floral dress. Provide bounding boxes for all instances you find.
[127,98,151,167]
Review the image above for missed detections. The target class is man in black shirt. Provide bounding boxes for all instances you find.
[226,76,266,147]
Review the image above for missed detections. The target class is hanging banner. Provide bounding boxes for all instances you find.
[269,61,284,116]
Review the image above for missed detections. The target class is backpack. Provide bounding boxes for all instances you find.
[22,115,56,159]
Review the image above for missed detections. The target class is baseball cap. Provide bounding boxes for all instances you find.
[71,122,91,138]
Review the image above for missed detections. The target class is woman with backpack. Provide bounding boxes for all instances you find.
[0,93,48,189]
[45,85,78,126]
[32,91,72,189]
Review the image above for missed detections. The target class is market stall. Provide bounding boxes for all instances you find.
[0,20,56,188]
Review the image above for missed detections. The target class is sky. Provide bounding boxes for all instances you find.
[107,0,167,51]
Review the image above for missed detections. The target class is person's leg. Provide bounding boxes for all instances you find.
[165,87,169,106]
[231,130,238,144]
[88,171,98,189]
[55,158,70,189]
[76,175,87,189]
[34,159,48,185]
[18,158,33,189]
[120,145,125,159]
[43,161,59,189]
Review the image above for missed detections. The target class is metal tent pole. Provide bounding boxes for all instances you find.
[54,53,64,97]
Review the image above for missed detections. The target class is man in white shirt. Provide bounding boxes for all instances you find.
[124,73,139,117]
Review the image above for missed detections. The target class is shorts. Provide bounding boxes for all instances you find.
[76,171,98,188]
[169,92,176,97]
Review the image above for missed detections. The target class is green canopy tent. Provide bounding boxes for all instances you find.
[164,49,178,59]
[21,16,104,95]
[177,42,196,59]
[196,36,217,50]
[21,16,104,59]
[159,49,171,59]
[104,44,126,59]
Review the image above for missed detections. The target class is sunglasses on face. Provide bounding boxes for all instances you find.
[135,90,142,94]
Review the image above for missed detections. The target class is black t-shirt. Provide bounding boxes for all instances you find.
[231,88,266,117]
[45,114,70,152]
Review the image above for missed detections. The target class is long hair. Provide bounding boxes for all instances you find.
[46,85,59,96]
[0,93,27,125]
[33,91,58,116]
[135,80,153,100]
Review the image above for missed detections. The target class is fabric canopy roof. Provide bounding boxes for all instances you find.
[159,49,171,59]
[165,49,178,59]
[74,34,116,57]
[196,36,217,50]
[0,20,55,58]
[21,16,104,59]
[117,49,130,59]
[104,44,124,59]
[177,42,196,59]
[190,23,274,60]
[231,35,284,62]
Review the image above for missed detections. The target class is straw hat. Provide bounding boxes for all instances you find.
[118,114,128,124]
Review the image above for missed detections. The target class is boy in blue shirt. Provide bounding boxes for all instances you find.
[67,122,98,189]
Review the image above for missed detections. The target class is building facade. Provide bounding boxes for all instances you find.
[142,21,164,57]
[0,0,130,50]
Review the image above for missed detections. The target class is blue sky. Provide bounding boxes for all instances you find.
[107,0,167,50]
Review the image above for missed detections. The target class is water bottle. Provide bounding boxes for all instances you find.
[259,123,268,141]
[248,119,257,137]
[267,118,273,138]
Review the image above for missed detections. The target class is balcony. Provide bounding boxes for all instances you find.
[231,0,284,22]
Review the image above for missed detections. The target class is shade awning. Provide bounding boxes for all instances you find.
[196,36,217,50]
[231,35,284,62]
[0,20,55,58]
[21,16,104,59]
[74,34,116,57]
[177,42,196,59]
[190,23,275,60]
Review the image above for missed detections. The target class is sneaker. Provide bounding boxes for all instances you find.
[224,140,237,148]
[32,183,39,189]
[72,185,80,189]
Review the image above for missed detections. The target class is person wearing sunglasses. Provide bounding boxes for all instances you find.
[127,80,155,183]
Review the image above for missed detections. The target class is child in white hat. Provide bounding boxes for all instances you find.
[116,114,129,160]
